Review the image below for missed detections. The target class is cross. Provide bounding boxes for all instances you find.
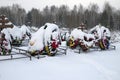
[77,23,86,31]
[0,15,13,31]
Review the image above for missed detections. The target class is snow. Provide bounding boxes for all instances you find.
[8,25,22,40]
[89,24,111,40]
[60,28,70,41]
[70,28,85,40]
[0,42,120,80]
[44,23,60,46]
[0,24,120,80]
[20,25,31,35]
[5,17,8,20]
[85,33,95,40]
[29,23,60,52]
[29,25,45,51]
[1,28,12,49]
[70,28,95,47]
[31,26,39,31]
[1,28,12,42]
[5,22,12,25]
[111,31,120,43]
[20,25,31,39]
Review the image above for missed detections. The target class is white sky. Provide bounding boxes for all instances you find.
[0,0,120,12]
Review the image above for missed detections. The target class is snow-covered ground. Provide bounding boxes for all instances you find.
[111,31,120,43]
[0,42,120,80]
[0,23,120,80]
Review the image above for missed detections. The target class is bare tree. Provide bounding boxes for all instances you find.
[0,3,119,31]
[100,2,114,29]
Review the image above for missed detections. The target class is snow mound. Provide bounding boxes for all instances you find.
[89,24,111,40]
[8,25,22,40]
[44,23,60,46]
[1,28,12,42]
[70,28,85,40]
[1,29,11,50]
[29,25,45,51]
[20,25,31,39]
[60,28,70,41]
[69,28,95,48]
[20,25,31,36]
[29,23,60,52]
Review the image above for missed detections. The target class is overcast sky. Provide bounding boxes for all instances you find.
[0,0,120,11]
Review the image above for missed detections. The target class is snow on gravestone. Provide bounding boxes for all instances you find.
[0,15,13,54]
[28,23,60,54]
